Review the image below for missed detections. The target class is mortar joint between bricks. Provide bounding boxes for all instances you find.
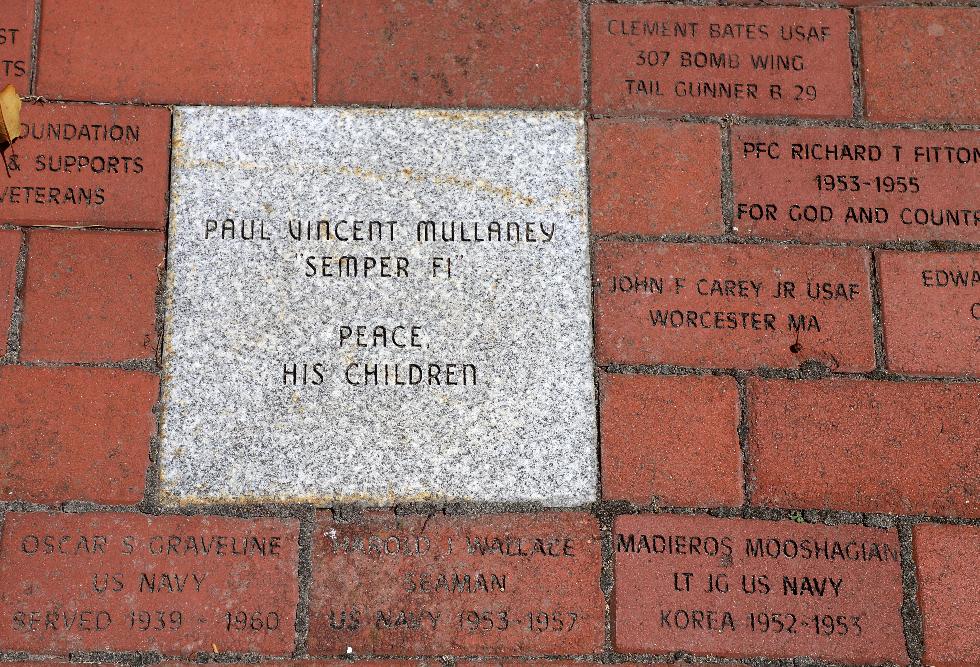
[292,507,317,657]
[584,114,604,507]
[28,0,41,96]
[598,363,980,386]
[2,230,29,364]
[720,121,735,235]
[585,111,980,133]
[591,232,980,253]
[311,0,322,105]
[848,8,865,120]
[735,371,753,509]
[595,507,616,654]
[897,521,926,665]
[6,358,161,372]
[145,105,179,511]
[868,251,889,372]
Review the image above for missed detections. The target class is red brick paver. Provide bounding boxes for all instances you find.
[878,251,980,377]
[20,230,163,363]
[0,366,158,505]
[860,8,980,123]
[309,511,604,656]
[591,6,853,118]
[914,523,980,666]
[594,242,874,371]
[36,0,313,105]
[318,0,583,109]
[600,373,742,507]
[614,514,908,663]
[732,126,980,243]
[0,512,299,654]
[0,0,33,89]
[749,378,980,518]
[1,103,171,228]
[590,120,722,236]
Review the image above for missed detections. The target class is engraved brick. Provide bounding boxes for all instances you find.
[878,251,979,377]
[593,242,874,371]
[1,103,171,228]
[860,8,980,123]
[0,0,32,88]
[0,366,158,504]
[0,512,299,654]
[317,0,582,108]
[749,378,980,518]
[309,511,603,656]
[732,126,980,243]
[20,230,163,363]
[0,229,20,355]
[36,0,312,105]
[600,373,742,507]
[590,119,722,236]
[613,514,908,663]
[590,6,852,118]
[913,523,980,666]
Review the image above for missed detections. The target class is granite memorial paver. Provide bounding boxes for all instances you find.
[162,107,596,505]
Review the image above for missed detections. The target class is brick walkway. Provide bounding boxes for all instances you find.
[0,1,978,666]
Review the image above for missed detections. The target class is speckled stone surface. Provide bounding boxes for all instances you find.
[163,107,596,505]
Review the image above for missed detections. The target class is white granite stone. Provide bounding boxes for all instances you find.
[162,107,595,505]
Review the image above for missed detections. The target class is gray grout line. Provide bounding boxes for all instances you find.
[735,372,753,508]
[28,0,41,95]
[142,102,178,511]
[0,358,160,371]
[591,232,980,252]
[292,508,316,658]
[582,90,616,658]
[311,0,322,105]
[2,229,28,364]
[897,521,926,666]
[587,112,980,132]
[0,224,166,233]
[849,8,867,120]
[601,362,980,384]
[868,250,889,371]
[597,509,616,656]
[720,121,735,234]
[585,116,605,508]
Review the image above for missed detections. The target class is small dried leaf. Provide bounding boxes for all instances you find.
[0,84,21,149]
